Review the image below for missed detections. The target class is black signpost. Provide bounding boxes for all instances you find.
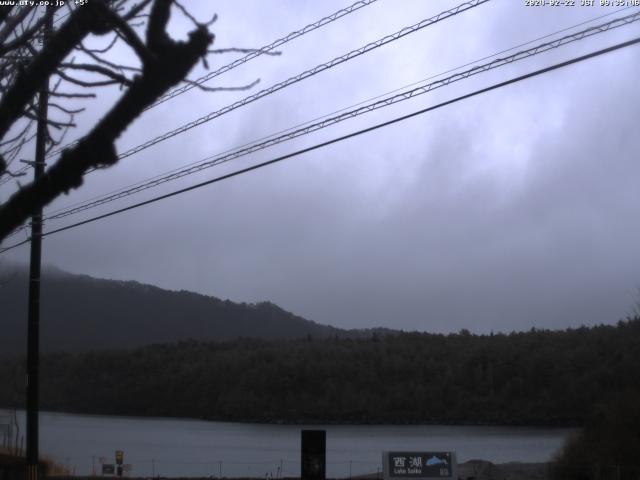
[301,430,326,480]
[383,452,456,480]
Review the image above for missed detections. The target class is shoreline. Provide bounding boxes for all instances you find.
[1,407,581,429]
[33,462,552,480]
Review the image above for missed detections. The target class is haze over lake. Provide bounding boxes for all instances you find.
[7,411,572,477]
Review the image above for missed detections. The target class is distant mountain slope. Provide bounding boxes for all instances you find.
[0,265,366,354]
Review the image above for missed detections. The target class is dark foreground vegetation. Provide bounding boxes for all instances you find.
[551,392,640,480]
[1,318,639,426]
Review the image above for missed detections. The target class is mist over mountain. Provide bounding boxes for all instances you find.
[0,265,388,354]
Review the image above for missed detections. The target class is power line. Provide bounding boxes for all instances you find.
[43,0,382,161]
[77,0,491,165]
[2,35,638,254]
[1,0,487,233]
[4,0,487,191]
[26,10,640,228]
[3,4,636,239]
[23,5,637,222]
[4,7,637,241]
[149,0,381,109]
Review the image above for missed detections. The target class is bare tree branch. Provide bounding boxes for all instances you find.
[23,110,75,129]
[55,74,116,89]
[48,91,96,99]
[0,3,214,240]
[47,115,75,150]
[0,120,34,147]
[0,1,115,142]
[62,62,135,80]
[186,77,260,93]
[122,0,154,21]
[0,7,14,26]
[77,34,118,54]
[109,14,154,64]
[0,8,32,45]
[172,0,200,28]
[3,169,28,179]
[70,48,141,73]
[146,0,171,52]
[48,102,85,115]
[209,47,281,56]
[0,8,56,56]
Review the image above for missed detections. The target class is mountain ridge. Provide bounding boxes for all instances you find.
[0,265,392,354]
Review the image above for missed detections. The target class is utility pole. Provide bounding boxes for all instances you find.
[26,8,52,480]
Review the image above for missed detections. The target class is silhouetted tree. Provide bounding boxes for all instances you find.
[0,0,220,241]
[552,391,640,480]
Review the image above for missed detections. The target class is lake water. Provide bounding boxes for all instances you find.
[4,410,574,478]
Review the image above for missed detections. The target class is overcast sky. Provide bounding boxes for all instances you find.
[2,0,640,333]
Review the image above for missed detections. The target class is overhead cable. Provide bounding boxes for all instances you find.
[93,0,491,162]
[26,5,638,218]
[32,10,640,225]
[150,0,381,109]
[3,35,639,254]
[43,0,382,160]
[3,0,489,202]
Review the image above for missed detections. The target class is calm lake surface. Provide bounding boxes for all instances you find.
[6,410,573,478]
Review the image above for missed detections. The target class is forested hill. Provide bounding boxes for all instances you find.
[0,266,383,354]
[1,319,639,426]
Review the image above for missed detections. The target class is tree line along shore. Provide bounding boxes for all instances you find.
[1,318,639,426]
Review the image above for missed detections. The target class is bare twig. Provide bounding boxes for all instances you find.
[47,114,75,150]
[48,102,85,115]
[172,0,200,27]
[23,111,75,129]
[0,1,214,240]
[73,46,142,72]
[0,8,56,56]
[0,8,31,45]
[186,77,260,93]
[60,62,134,85]
[0,0,116,141]
[110,15,155,64]
[56,68,124,88]
[78,34,118,54]
[3,169,28,178]
[0,119,34,147]
[209,47,281,56]
[48,91,96,99]
[122,0,154,21]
